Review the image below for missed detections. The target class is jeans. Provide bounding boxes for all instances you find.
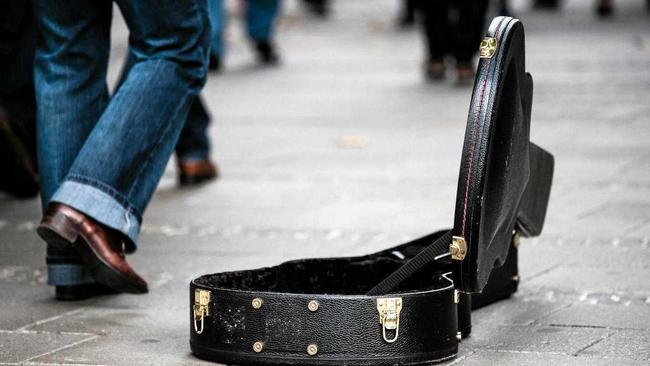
[33,0,210,285]
[208,0,280,57]
[121,49,212,162]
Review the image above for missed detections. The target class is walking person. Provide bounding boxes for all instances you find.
[176,97,219,186]
[32,0,210,300]
[420,0,489,84]
[208,0,281,71]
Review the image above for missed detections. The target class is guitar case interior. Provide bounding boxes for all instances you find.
[189,16,554,365]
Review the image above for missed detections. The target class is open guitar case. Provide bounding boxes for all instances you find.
[189,16,554,365]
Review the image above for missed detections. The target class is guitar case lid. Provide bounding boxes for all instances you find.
[451,16,554,293]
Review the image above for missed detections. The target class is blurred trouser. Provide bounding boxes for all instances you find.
[33,0,209,285]
[208,0,281,58]
[421,0,488,64]
[176,97,211,161]
[0,1,39,198]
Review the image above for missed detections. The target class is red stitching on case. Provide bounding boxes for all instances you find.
[461,18,507,236]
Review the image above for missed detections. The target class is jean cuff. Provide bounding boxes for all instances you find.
[47,263,96,286]
[51,180,140,252]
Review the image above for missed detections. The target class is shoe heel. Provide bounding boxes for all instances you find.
[37,212,80,247]
[516,142,554,237]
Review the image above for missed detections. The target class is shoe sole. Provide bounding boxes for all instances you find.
[37,217,147,294]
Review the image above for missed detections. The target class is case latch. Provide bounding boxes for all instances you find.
[377,297,403,343]
[450,236,467,260]
[479,37,498,59]
[193,289,211,334]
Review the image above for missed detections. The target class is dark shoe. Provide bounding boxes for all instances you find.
[303,0,330,17]
[425,60,445,81]
[254,41,280,65]
[456,63,475,86]
[208,54,222,72]
[596,0,613,17]
[37,203,148,294]
[178,158,218,186]
[55,283,120,301]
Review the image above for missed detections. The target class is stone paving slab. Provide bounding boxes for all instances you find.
[0,331,94,365]
[445,350,641,366]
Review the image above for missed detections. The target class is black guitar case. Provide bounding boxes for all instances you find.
[189,16,554,365]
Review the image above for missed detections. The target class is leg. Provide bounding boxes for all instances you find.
[32,0,113,287]
[246,0,280,42]
[175,96,218,185]
[49,0,210,248]
[398,0,419,27]
[120,48,216,186]
[246,0,281,64]
[453,0,488,83]
[176,97,211,162]
[207,0,225,69]
[421,0,449,80]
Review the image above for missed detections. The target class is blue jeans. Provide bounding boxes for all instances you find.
[121,49,212,162]
[208,0,280,57]
[33,0,210,285]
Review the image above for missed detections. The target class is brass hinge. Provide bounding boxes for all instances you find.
[479,37,498,59]
[377,297,403,343]
[450,236,467,261]
[193,289,211,334]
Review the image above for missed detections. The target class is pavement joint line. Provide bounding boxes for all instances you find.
[12,308,86,332]
[571,329,618,357]
[529,303,574,327]
[550,323,650,332]
[524,262,564,281]
[0,329,98,337]
[22,362,110,366]
[19,334,99,364]
[482,349,566,355]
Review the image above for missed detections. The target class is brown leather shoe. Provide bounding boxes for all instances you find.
[456,63,475,86]
[178,158,218,186]
[37,203,148,294]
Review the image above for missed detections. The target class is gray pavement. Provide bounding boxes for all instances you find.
[1,0,649,365]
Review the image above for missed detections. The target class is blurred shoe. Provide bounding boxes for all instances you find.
[208,54,222,72]
[0,110,38,198]
[37,203,148,294]
[533,0,559,9]
[178,158,218,186]
[596,0,613,17]
[55,283,120,301]
[255,41,280,65]
[303,0,330,18]
[456,63,475,86]
[425,60,446,81]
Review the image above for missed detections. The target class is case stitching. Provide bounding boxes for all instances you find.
[461,18,507,236]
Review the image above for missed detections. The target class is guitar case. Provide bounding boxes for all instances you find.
[189,16,554,365]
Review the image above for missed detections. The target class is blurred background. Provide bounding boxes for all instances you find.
[0,0,649,364]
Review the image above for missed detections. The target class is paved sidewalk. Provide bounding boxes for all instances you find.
[1,0,649,365]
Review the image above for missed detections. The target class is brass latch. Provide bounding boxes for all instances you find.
[377,297,403,343]
[450,236,467,260]
[479,37,498,59]
[193,289,211,334]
